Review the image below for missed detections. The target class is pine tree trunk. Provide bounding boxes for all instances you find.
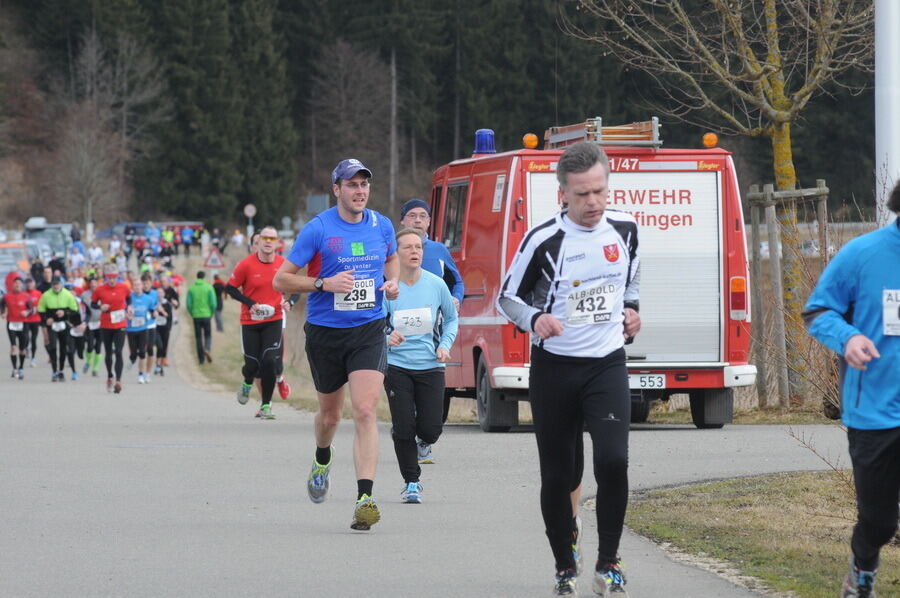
[453,12,461,160]
[390,47,398,218]
[770,121,805,401]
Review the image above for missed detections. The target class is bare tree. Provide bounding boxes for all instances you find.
[74,28,170,191]
[54,101,121,226]
[108,33,171,183]
[561,0,873,399]
[308,40,392,212]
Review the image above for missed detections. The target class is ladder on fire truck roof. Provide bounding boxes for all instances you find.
[543,116,662,149]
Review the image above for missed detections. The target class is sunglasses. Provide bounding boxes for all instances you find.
[259,236,279,242]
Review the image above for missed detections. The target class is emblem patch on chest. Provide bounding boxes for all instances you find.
[603,244,620,262]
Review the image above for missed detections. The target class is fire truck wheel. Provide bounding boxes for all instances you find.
[475,355,516,432]
[688,389,732,429]
[630,390,652,423]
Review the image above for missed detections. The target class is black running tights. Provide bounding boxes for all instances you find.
[240,320,282,404]
[848,426,900,571]
[529,346,630,572]
[101,328,125,380]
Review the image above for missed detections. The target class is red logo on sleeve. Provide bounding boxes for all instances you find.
[603,244,620,262]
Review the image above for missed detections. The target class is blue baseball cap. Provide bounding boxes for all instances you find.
[332,158,372,184]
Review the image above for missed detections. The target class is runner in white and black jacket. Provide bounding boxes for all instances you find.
[498,141,641,597]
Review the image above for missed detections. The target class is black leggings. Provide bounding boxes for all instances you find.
[7,327,28,353]
[848,426,900,571]
[86,328,102,354]
[155,325,171,358]
[101,328,126,380]
[384,365,445,483]
[127,329,150,361]
[529,346,630,571]
[26,322,40,358]
[240,320,283,404]
[146,329,156,358]
[67,333,85,371]
[193,318,211,363]
[46,327,69,373]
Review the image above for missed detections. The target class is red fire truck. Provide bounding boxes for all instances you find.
[429,117,756,431]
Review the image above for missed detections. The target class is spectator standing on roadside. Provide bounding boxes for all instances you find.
[87,242,104,264]
[69,246,86,270]
[212,274,225,333]
[181,226,194,257]
[804,181,900,598]
[230,229,245,255]
[186,270,216,365]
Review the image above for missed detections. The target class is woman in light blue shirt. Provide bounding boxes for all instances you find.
[383,228,458,504]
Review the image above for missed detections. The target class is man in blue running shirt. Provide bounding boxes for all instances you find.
[804,181,900,598]
[398,198,465,464]
[275,158,399,531]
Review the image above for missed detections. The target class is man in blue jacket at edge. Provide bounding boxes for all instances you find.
[803,180,900,598]
[398,198,465,465]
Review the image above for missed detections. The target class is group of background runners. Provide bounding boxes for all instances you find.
[1,258,184,394]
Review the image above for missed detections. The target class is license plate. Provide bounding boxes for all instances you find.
[629,374,666,389]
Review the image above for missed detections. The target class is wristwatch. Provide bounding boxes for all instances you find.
[313,277,325,292]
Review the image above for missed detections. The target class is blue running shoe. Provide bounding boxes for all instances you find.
[593,558,628,596]
[841,555,876,598]
[306,447,332,504]
[400,481,422,504]
[350,494,380,530]
[553,568,577,595]
[71,371,79,381]
[237,382,252,405]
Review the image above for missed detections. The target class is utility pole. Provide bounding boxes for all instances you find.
[875,0,900,226]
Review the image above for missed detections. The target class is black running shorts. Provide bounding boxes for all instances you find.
[304,318,387,394]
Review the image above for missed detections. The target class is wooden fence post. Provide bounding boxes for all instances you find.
[763,184,790,406]
[816,179,830,263]
[748,185,769,407]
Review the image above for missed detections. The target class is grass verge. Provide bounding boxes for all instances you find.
[648,401,833,426]
[626,471,900,597]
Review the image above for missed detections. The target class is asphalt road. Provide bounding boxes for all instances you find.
[0,328,849,597]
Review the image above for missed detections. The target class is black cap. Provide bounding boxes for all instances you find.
[51,276,62,285]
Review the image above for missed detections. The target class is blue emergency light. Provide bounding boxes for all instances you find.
[474,129,496,154]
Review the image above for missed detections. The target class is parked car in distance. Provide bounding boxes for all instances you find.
[799,239,836,257]
[0,241,31,291]
[24,239,53,265]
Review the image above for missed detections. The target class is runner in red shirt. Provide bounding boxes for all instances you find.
[226,225,293,418]
[91,264,132,393]
[1,277,33,379]
[24,278,43,367]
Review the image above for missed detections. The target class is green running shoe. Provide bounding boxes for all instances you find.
[306,447,333,504]
[260,403,275,419]
[350,494,380,530]
[237,382,252,405]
